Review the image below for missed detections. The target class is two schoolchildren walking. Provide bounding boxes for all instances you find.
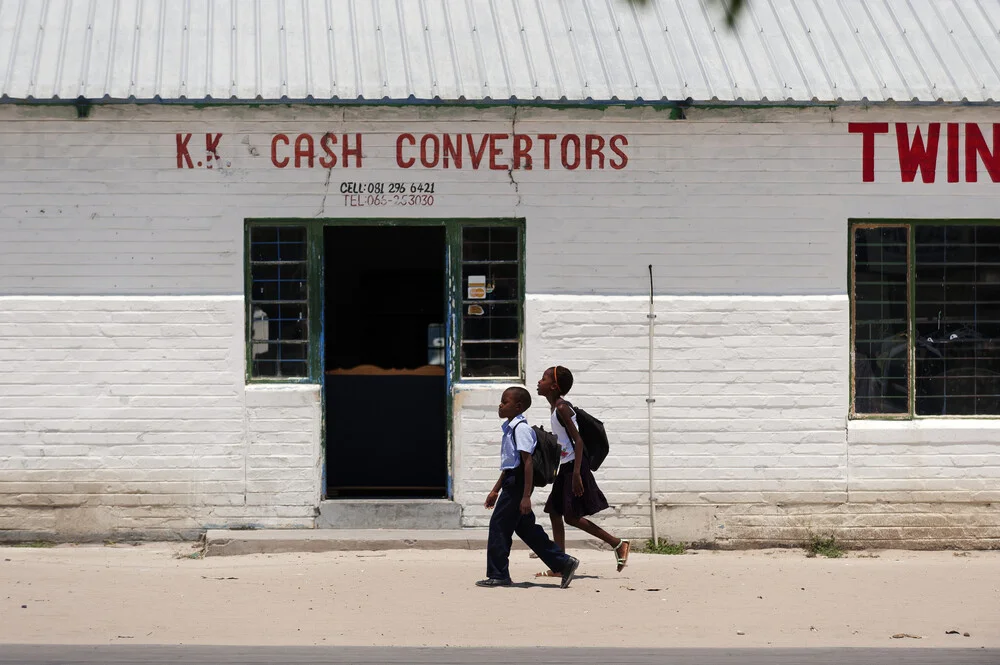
[477,386,580,588]
[478,367,629,589]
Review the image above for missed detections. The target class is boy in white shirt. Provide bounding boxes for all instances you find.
[477,386,580,588]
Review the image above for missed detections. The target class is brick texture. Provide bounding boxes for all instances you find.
[0,297,319,540]
[1,104,998,545]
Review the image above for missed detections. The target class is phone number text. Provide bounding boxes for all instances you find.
[344,193,435,207]
[340,182,435,194]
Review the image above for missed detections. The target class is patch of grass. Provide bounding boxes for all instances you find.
[12,541,56,548]
[806,535,844,558]
[641,538,687,555]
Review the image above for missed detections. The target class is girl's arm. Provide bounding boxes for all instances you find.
[556,401,586,497]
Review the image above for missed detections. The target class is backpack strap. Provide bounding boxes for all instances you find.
[554,399,587,461]
[553,399,574,428]
[510,420,529,464]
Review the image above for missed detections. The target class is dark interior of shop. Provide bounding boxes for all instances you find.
[323,225,448,497]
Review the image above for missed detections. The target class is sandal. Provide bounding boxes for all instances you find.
[534,570,560,578]
[614,539,630,572]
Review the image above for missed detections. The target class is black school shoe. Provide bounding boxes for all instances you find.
[475,577,513,587]
[560,556,580,589]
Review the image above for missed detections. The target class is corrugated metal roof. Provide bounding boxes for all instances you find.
[1,0,999,104]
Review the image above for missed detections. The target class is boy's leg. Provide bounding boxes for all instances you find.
[514,509,571,577]
[534,513,565,578]
[485,477,518,582]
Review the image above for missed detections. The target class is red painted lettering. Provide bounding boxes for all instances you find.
[489,133,508,170]
[849,122,889,182]
[512,134,532,170]
[538,134,556,169]
[420,134,440,168]
[294,133,315,168]
[320,133,338,168]
[965,123,1000,183]
[467,134,490,169]
[609,135,628,170]
[271,134,290,168]
[396,133,416,168]
[343,133,363,168]
[585,134,606,170]
[896,123,940,183]
[443,134,462,168]
[176,133,193,168]
[561,134,581,170]
[205,133,222,160]
[947,123,959,183]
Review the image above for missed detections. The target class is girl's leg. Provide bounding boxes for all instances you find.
[550,513,565,551]
[565,516,631,571]
[564,515,617,547]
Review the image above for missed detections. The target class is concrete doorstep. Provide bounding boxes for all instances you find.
[203,528,612,557]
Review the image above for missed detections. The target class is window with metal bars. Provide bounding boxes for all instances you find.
[852,222,1000,417]
[248,226,309,379]
[461,226,522,379]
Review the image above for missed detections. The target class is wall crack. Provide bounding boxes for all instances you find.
[317,158,335,217]
[508,109,523,210]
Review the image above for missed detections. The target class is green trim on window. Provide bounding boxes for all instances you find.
[244,218,526,385]
[850,219,1000,420]
[849,222,912,420]
[244,220,316,384]
[455,220,526,383]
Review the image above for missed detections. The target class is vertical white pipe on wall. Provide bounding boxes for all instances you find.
[647,265,658,544]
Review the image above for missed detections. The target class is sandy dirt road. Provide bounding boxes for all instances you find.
[1,543,997,648]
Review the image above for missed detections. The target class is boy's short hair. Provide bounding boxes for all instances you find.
[505,386,532,411]
[554,366,574,395]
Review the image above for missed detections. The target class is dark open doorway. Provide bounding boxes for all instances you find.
[323,225,447,498]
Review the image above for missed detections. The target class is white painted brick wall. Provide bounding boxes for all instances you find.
[460,294,850,527]
[848,420,1000,502]
[1,104,999,543]
[0,297,319,539]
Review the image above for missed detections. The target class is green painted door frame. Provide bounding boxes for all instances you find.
[245,217,526,500]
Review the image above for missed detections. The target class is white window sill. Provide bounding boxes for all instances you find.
[848,418,1000,445]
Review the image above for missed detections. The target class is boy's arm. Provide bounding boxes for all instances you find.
[519,451,534,514]
[485,472,504,509]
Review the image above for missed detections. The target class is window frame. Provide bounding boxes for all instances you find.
[849,219,1000,420]
[244,219,525,385]
[244,220,321,384]
[452,220,526,383]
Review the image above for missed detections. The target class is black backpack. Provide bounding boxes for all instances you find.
[512,421,562,487]
[558,401,610,471]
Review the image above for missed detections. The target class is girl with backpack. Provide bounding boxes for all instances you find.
[535,366,630,576]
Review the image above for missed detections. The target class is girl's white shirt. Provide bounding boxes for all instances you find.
[549,403,578,465]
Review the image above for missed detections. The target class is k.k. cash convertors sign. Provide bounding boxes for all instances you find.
[175,131,629,171]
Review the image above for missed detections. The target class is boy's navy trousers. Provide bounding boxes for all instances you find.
[486,467,572,581]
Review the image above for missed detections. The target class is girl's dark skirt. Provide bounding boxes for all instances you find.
[543,454,609,519]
